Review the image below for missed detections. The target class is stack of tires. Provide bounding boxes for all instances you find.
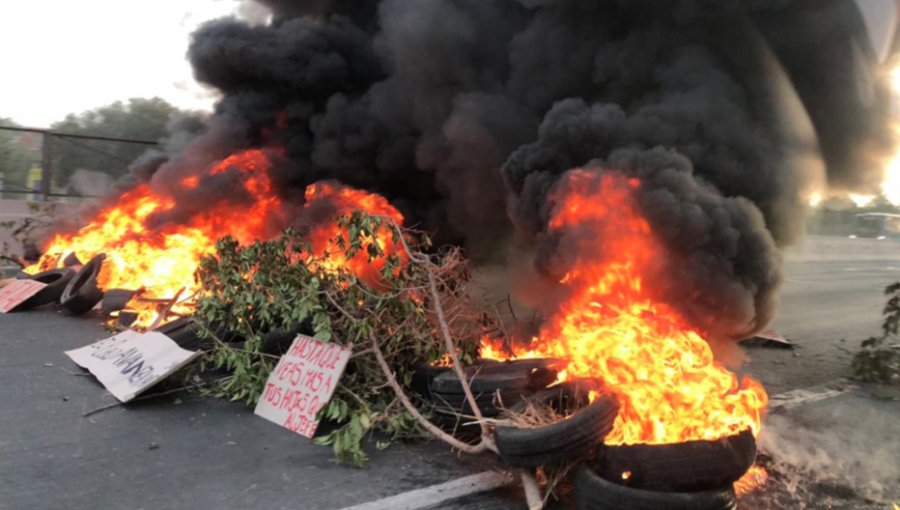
[482,376,757,510]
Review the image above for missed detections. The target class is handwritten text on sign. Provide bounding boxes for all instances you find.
[66,331,201,402]
[254,334,351,438]
[0,280,47,313]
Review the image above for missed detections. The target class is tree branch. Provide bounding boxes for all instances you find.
[370,334,489,454]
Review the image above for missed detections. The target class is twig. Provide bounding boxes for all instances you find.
[324,291,359,324]
[384,219,495,450]
[520,469,545,510]
[370,335,490,454]
[426,269,494,450]
[82,385,191,418]
[148,287,185,330]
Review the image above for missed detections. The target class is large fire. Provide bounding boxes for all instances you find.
[482,171,767,446]
[30,147,765,449]
[28,149,403,327]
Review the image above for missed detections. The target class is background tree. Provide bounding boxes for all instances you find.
[50,97,179,185]
[0,118,38,199]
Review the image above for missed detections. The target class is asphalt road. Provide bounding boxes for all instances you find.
[749,258,900,395]
[1,248,898,509]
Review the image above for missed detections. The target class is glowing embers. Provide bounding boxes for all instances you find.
[734,465,768,496]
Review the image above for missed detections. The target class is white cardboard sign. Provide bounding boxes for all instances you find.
[0,280,47,313]
[254,334,351,438]
[66,330,201,402]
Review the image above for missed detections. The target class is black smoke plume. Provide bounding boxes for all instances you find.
[125,0,894,340]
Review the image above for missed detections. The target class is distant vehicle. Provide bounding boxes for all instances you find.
[850,213,900,240]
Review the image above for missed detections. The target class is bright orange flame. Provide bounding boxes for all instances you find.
[303,181,406,286]
[482,171,767,446]
[27,150,403,328]
[734,465,768,496]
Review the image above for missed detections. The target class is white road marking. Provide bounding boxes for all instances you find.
[336,470,516,510]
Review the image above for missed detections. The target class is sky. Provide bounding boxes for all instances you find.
[0,1,258,127]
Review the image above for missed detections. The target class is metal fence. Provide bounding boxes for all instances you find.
[0,125,158,202]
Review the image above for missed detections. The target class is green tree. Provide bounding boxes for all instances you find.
[50,97,178,184]
[0,118,38,198]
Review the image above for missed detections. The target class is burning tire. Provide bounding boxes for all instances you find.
[17,268,76,309]
[60,254,106,316]
[494,388,619,468]
[574,465,737,510]
[594,429,757,493]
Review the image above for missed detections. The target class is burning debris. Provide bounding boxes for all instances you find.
[9,0,897,508]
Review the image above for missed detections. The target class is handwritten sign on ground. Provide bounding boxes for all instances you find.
[255,334,352,438]
[66,331,201,402]
[0,280,47,313]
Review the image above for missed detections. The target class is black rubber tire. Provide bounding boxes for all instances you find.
[429,359,559,395]
[411,363,449,398]
[17,268,75,309]
[62,252,82,267]
[60,254,105,315]
[155,318,242,350]
[594,429,757,493]
[411,359,503,398]
[574,466,737,510]
[155,317,202,349]
[431,388,529,417]
[494,392,620,468]
[100,288,140,316]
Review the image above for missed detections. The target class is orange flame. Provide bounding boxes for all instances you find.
[482,171,767,446]
[28,150,403,327]
[303,181,406,286]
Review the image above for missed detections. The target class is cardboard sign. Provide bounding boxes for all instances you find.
[255,334,351,438]
[65,331,201,402]
[741,328,795,349]
[0,279,47,313]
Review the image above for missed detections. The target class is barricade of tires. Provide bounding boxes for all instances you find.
[413,359,757,510]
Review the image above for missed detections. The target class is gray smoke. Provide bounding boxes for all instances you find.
[121,0,893,340]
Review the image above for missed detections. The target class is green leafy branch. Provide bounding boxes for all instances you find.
[193,212,487,465]
[853,282,900,385]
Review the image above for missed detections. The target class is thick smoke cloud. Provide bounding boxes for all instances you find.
[122,0,893,340]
